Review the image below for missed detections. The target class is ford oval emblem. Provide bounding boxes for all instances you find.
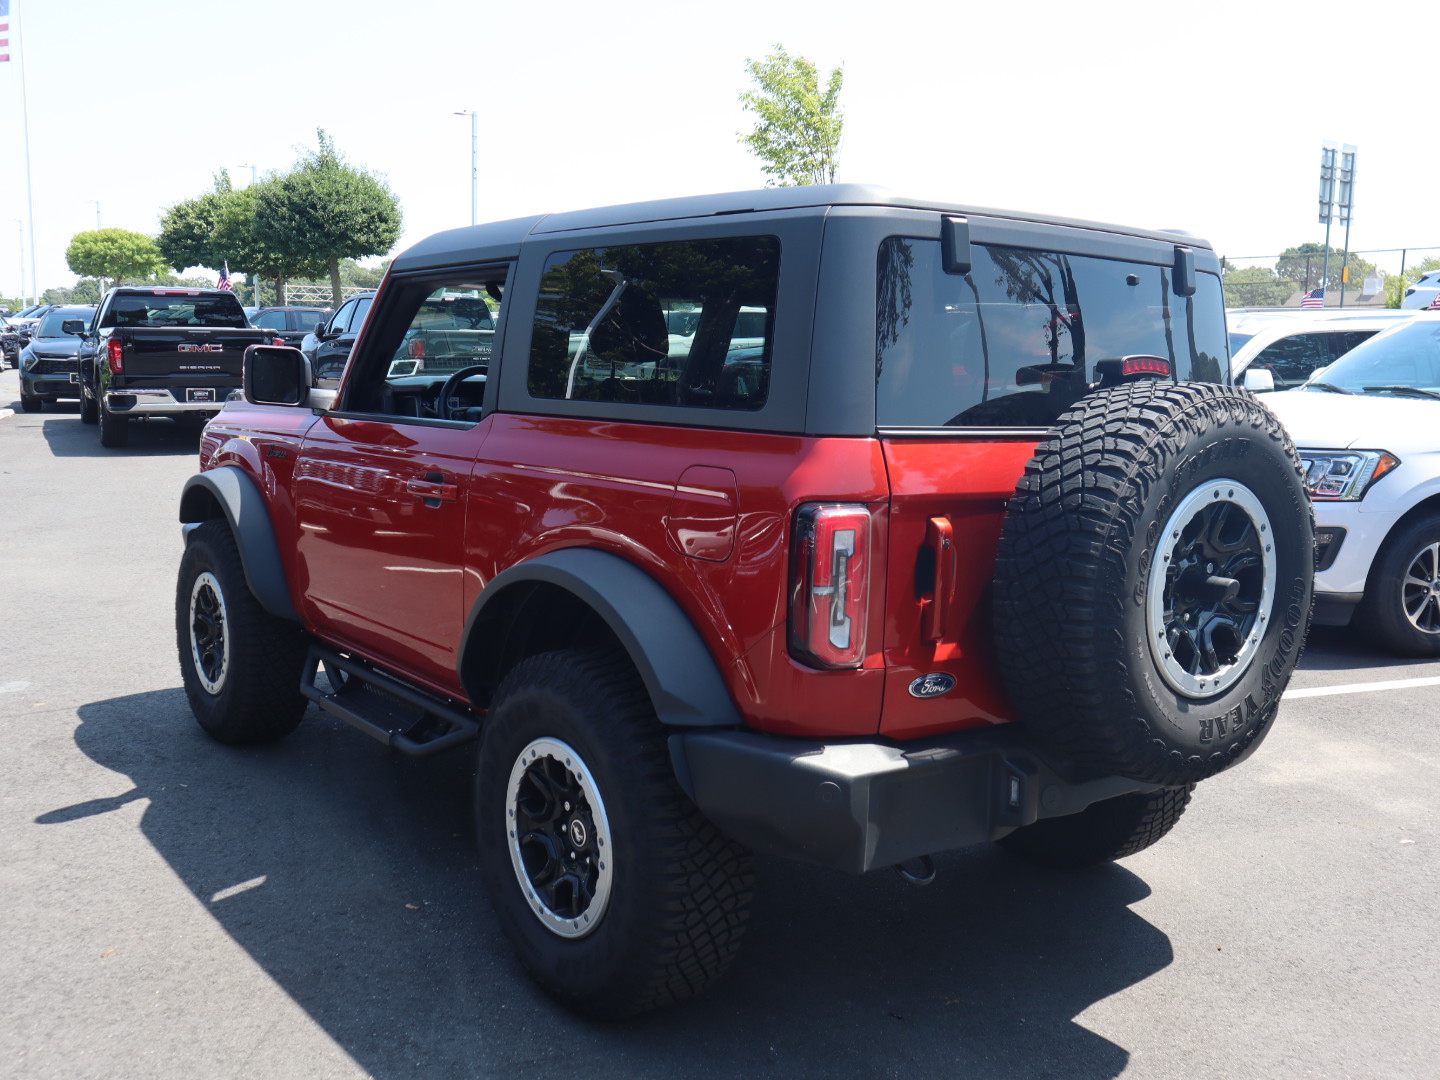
[908,672,956,699]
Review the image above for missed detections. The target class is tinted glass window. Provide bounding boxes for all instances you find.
[327,298,359,335]
[528,236,779,411]
[37,307,92,336]
[102,293,247,328]
[293,308,327,331]
[252,310,287,329]
[1250,333,1335,389]
[876,240,1227,427]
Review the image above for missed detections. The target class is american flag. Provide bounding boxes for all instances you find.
[1,0,10,63]
[1428,292,1440,311]
[1300,287,1325,309]
[217,262,233,291]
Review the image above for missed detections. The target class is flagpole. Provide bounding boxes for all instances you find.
[16,0,38,306]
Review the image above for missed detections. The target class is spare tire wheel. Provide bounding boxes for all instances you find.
[993,382,1314,786]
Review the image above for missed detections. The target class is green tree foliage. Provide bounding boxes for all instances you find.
[1224,266,1292,307]
[253,130,402,306]
[158,171,236,273]
[1275,242,1377,294]
[64,229,168,288]
[739,45,844,186]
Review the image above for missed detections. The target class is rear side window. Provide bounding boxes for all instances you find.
[528,236,779,410]
[1251,331,1375,390]
[876,239,1228,427]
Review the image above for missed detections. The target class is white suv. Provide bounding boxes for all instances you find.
[1401,269,1440,310]
[1261,313,1440,654]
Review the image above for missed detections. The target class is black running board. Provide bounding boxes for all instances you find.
[300,644,480,757]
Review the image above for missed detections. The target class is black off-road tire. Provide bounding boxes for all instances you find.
[476,649,754,1019]
[994,382,1314,787]
[98,399,129,447]
[997,785,1196,869]
[19,394,41,412]
[1355,514,1440,657]
[176,520,307,744]
[79,389,98,424]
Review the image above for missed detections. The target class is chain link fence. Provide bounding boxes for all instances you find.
[1223,246,1440,309]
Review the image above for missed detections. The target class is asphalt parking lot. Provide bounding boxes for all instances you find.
[2,367,1437,1080]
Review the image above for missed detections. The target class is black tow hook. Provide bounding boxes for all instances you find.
[895,855,936,886]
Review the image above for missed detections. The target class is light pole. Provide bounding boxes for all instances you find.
[453,110,478,226]
[93,201,101,228]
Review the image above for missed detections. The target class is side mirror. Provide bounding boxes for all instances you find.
[1242,367,1276,393]
[62,320,87,336]
[243,345,311,406]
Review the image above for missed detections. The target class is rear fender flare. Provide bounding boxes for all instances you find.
[462,549,741,729]
[178,467,299,622]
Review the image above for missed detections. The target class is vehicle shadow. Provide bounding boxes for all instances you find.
[49,689,1169,1080]
[39,413,202,457]
[1298,624,1440,673]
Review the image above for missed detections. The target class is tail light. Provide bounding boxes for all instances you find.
[790,504,871,669]
[106,337,124,375]
[409,338,426,359]
[272,337,286,347]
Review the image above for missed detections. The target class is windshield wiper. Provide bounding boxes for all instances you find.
[1362,385,1440,400]
[1305,381,1354,395]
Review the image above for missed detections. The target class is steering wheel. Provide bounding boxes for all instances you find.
[434,365,488,419]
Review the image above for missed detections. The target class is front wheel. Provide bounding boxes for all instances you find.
[19,394,41,413]
[1356,515,1440,656]
[175,520,308,744]
[79,388,98,424]
[475,649,754,1019]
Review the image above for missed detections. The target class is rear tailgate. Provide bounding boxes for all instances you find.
[116,327,270,396]
[876,436,1037,740]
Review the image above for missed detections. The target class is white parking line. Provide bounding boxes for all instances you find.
[1284,675,1440,699]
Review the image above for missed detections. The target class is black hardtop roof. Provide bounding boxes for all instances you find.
[392,183,1214,272]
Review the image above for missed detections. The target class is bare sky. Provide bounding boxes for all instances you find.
[1,0,1433,296]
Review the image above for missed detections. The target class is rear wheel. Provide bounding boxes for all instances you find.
[997,785,1195,869]
[98,398,129,447]
[1356,515,1440,656]
[176,520,307,744]
[475,649,753,1019]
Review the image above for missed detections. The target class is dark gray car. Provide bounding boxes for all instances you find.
[18,305,95,411]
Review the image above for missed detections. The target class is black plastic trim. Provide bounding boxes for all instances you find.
[178,467,299,622]
[670,727,1155,874]
[462,548,741,728]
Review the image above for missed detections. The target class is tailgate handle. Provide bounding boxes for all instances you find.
[920,516,955,643]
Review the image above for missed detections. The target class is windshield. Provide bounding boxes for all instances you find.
[1301,318,1440,396]
[37,307,92,336]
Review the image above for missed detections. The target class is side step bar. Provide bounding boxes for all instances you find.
[300,644,481,757]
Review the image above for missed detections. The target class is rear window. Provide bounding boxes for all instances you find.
[102,292,248,329]
[528,236,779,411]
[876,239,1228,427]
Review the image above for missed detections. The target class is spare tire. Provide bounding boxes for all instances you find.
[994,382,1314,786]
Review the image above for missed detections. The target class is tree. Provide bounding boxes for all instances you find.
[738,45,844,187]
[158,171,236,274]
[1275,242,1377,295]
[65,229,168,288]
[253,130,402,306]
[1224,265,1292,308]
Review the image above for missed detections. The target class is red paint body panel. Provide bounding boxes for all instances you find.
[876,438,1040,739]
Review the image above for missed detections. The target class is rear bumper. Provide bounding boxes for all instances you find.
[669,726,1155,874]
[105,388,226,415]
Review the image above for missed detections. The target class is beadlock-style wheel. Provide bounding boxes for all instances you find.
[188,570,229,695]
[505,737,614,940]
[1145,479,1276,699]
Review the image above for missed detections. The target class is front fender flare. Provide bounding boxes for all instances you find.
[179,467,299,622]
[464,549,741,728]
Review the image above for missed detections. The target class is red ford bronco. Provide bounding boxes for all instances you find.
[175,185,1314,1017]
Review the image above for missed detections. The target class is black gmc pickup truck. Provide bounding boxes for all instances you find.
[74,287,277,447]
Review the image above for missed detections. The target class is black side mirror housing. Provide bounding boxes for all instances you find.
[62,320,87,336]
[244,345,311,406]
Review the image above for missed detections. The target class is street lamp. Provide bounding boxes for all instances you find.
[453,110,478,226]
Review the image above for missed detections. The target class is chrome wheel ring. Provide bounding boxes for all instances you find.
[1146,479,1276,698]
[505,737,613,939]
[188,571,229,696]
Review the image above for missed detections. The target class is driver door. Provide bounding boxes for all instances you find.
[292,269,508,695]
